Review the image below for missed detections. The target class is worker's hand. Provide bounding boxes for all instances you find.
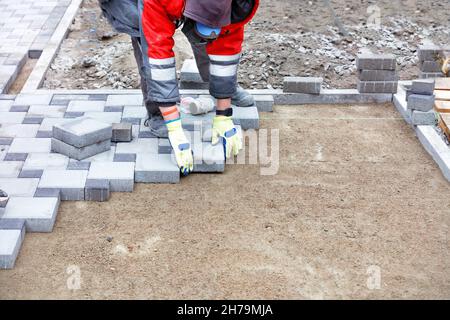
[212,116,242,159]
[167,120,194,175]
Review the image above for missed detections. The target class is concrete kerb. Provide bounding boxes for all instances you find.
[21,0,83,93]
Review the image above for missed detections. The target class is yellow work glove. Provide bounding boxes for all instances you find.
[166,119,194,175]
[211,116,242,159]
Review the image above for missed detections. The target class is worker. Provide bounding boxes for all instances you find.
[99,0,259,175]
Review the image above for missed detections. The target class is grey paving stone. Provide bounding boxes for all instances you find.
[10,105,29,112]
[232,106,259,130]
[407,94,435,112]
[35,131,53,138]
[88,94,108,101]
[112,123,132,142]
[421,60,443,73]
[8,138,51,154]
[0,161,23,178]
[0,138,13,145]
[0,178,39,197]
[357,80,398,93]
[419,72,444,79]
[53,117,112,148]
[4,153,28,161]
[34,188,61,198]
[135,153,180,184]
[418,44,443,62]
[18,169,43,178]
[38,170,88,201]
[66,100,105,112]
[85,179,110,202]
[105,94,143,107]
[105,106,124,112]
[121,117,141,125]
[356,53,397,70]
[51,137,111,161]
[64,112,84,118]
[411,79,435,95]
[254,95,274,112]
[283,77,323,94]
[116,138,158,155]
[22,116,43,124]
[0,228,25,269]
[1,196,60,232]
[180,59,203,83]
[0,124,39,138]
[158,138,172,154]
[87,162,135,192]
[411,110,437,126]
[113,153,136,162]
[358,69,398,81]
[192,141,225,173]
[67,160,91,171]
[0,218,26,231]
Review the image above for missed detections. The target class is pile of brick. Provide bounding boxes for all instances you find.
[51,117,113,160]
[405,79,437,126]
[418,43,447,79]
[356,52,398,94]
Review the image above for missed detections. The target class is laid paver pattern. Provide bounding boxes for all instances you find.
[0,0,72,93]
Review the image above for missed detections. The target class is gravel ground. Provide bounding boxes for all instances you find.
[43,0,450,90]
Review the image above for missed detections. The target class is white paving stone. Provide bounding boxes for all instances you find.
[88,162,135,192]
[28,105,66,118]
[39,118,72,132]
[23,153,69,171]
[0,112,26,124]
[105,94,143,106]
[83,112,122,124]
[0,100,13,111]
[0,178,39,197]
[8,138,51,154]
[84,145,116,162]
[0,124,40,138]
[13,94,52,106]
[1,197,60,232]
[116,139,158,155]
[122,106,147,119]
[66,100,105,112]
[38,169,88,200]
[135,153,180,183]
[0,229,24,269]
[0,161,23,178]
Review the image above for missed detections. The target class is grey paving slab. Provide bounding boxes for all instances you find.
[158,138,172,154]
[411,110,437,126]
[53,117,112,148]
[87,162,135,192]
[113,153,136,162]
[85,179,110,202]
[18,169,43,178]
[232,106,259,130]
[135,153,180,183]
[0,178,39,197]
[112,123,132,142]
[23,116,44,124]
[283,77,323,94]
[51,137,111,160]
[358,69,398,81]
[407,94,435,112]
[356,53,397,70]
[0,228,24,269]
[0,137,13,145]
[1,196,60,233]
[411,79,435,95]
[0,161,23,178]
[10,105,30,112]
[357,80,398,93]
[38,170,88,201]
[67,160,91,171]
[254,95,274,112]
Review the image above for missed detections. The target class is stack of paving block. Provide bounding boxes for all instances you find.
[283,77,323,95]
[418,43,447,79]
[356,52,398,94]
[51,117,113,160]
[405,79,437,125]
